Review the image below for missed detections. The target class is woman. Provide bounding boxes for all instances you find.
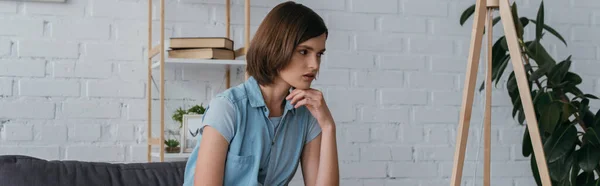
[182,1,339,186]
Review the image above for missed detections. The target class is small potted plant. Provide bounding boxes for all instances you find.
[183,104,206,138]
[172,107,187,129]
[187,104,206,115]
[172,104,206,128]
[164,138,180,153]
[170,104,206,152]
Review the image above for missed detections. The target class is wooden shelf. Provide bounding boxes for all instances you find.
[151,152,192,159]
[147,0,251,163]
[151,57,246,69]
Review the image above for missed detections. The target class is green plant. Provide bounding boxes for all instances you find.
[187,104,206,115]
[171,104,206,128]
[164,138,181,153]
[459,1,600,185]
[164,138,180,147]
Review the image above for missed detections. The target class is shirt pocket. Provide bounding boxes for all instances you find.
[223,154,256,186]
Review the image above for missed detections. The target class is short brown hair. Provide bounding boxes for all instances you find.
[246,1,328,85]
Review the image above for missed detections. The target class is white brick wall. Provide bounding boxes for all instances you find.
[1,0,599,185]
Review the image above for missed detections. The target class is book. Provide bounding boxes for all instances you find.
[167,48,235,60]
[169,37,234,50]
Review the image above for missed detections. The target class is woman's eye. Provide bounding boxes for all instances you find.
[299,50,307,55]
[317,52,324,57]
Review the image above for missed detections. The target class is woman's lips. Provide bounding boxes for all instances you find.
[302,74,315,80]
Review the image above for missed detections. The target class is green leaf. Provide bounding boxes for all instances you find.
[507,72,518,93]
[527,40,556,70]
[577,144,600,173]
[493,16,501,26]
[590,111,600,130]
[566,86,584,98]
[523,128,533,157]
[511,2,524,39]
[460,4,475,26]
[479,38,510,92]
[585,128,600,147]
[494,55,510,87]
[564,71,583,86]
[549,57,572,85]
[512,100,520,118]
[571,161,580,186]
[529,64,552,82]
[500,36,509,51]
[529,19,568,46]
[593,109,600,129]
[518,108,526,125]
[580,98,590,114]
[584,94,599,99]
[556,176,571,186]
[507,72,526,125]
[549,150,575,182]
[542,103,562,134]
[520,17,530,27]
[593,179,600,186]
[511,95,526,126]
[492,37,508,75]
[188,104,206,114]
[544,124,578,163]
[535,1,544,42]
[561,101,574,125]
[576,172,596,185]
[578,99,593,125]
[582,109,596,129]
[533,92,561,134]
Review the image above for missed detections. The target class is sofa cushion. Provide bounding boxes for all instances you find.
[0,155,187,186]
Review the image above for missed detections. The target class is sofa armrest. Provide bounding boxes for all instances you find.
[0,155,187,186]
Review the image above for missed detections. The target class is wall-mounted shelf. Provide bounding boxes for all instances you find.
[146,0,251,162]
[151,57,246,69]
[150,40,247,69]
[150,152,191,159]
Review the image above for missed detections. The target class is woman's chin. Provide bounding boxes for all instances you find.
[292,83,311,90]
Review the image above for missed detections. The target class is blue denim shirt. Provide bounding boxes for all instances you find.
[182,76,322,186]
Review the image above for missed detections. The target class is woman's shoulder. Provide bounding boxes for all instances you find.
[214,82,252,105]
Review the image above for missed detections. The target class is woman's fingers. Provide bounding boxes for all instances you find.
[287,89,323,108]
[286,88,304,100]
[294,97,318,108]
[294,98,309,108]
[289,91,306,105]
[285,90,297,100]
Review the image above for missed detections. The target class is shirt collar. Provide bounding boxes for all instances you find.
[244,76,295,114]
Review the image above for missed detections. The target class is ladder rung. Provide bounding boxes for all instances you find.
[148,137,162,146]
[148,44,161,59]
[234,47,245,58]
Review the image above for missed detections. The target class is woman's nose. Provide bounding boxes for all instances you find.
[307,56,320,69]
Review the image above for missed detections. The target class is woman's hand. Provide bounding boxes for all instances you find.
[286,88,334,128]
[290,88,340,186]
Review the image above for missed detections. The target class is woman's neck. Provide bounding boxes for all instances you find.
[258,78,291,117]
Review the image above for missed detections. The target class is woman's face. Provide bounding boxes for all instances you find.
[278,33,327,90]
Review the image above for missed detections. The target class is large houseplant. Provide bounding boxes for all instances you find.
[459,1,600,185]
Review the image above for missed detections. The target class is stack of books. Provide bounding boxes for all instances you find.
[167,37,235,60]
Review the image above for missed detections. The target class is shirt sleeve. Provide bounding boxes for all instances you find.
[198,96,236,144]
[305,115,322,144]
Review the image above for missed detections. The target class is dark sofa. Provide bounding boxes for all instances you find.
[0,155,187,186]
